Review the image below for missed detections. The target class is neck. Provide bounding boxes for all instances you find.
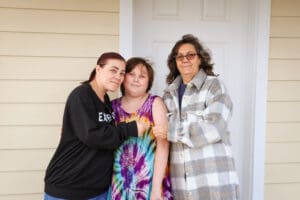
[181,75,193,84]
[123,92,148,101]
[122,93,149,113]
[90,80,105,101]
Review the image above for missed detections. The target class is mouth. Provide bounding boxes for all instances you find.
[182,64,192,68]
[130,84,140,87]
[111,81,121,86]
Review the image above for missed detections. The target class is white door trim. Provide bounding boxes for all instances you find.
[246,0,271,199]
[119,1,271,199]
[119,0,133,59]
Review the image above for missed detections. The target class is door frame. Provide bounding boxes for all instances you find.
[119,1,271,199]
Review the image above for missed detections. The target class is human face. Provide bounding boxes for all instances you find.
[96,59,126,92]
[123,64,149,97]
[175,43,201,84]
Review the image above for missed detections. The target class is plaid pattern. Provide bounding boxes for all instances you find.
[163,69,239,200]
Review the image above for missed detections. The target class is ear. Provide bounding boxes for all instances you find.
[95,65,101,73]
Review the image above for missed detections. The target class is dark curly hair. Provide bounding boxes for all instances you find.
[166,34,216,84]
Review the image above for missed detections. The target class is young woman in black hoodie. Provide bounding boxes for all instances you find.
[44,52,148,200]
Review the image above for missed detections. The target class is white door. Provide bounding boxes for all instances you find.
[120,0,271,199]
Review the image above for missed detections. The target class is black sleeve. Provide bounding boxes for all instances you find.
[66,90,138,150]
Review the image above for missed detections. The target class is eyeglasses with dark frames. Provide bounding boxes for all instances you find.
[174,52,199,61]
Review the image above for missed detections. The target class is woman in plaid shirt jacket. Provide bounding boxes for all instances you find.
[163,34,239,200]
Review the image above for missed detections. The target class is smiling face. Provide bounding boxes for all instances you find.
[123,64,149,97]
[96,59,126,92]
[175,43,201,84]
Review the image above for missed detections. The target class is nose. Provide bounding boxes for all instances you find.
[182,56,189,62]
[115,72,123,81]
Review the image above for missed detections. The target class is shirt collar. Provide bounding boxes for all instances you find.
[164,69,207,92]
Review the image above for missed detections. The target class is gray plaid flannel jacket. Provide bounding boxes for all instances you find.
[163,69,239,200]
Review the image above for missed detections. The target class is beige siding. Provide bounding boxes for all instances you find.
[0,56,95,80]
[0,0,118,12]
[0,194,43,200]
[270,17,300,37]
[0,126,60,149]
[269,60,300,80]
[268,81,300,101]
[265,143,300,163]
[0,104,64,125]
[265,0,300,199]
[265,183,300,200]
[0,8,119,34]
[271,0,300,16]
[0,171,44,194]
[267,102,300,122]
[265,163,300,183]
[0,32,118,57]
[266,123,300,142]
[0,0,120,198]
[0,81,79,103]
[0,149,54,171]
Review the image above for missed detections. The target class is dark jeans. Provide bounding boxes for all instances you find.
[44,191,108,200]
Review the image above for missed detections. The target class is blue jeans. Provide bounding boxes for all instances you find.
[44,191,108,200]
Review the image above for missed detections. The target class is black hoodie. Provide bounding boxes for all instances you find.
[44,83,137,199]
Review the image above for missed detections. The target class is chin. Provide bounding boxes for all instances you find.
[108,86,119,92]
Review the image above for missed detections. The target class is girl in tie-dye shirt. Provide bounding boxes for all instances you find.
[108,57,173,200]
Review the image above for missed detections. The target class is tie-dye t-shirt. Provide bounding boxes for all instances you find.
[109,95,173,200]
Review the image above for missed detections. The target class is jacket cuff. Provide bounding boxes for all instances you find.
[126,121,138,137]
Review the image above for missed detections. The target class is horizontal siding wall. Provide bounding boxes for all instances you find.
[265,0,300,200]
[0,0,120,199]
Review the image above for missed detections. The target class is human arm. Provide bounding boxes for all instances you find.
[150,97,169,200]
[184,78,233,147]
[152,126,167,139]
[67,90,138,150]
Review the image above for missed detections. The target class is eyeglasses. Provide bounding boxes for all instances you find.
[174,53,198,61]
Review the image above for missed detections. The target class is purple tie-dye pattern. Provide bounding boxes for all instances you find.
[136,193,146,200]
[115,194,121,200]
[109,95,173,200]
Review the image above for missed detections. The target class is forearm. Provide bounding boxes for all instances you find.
[188,114,227,146]
[180,93,232,147]
[151,96,169,199]
[151,139,169,196]
[73,121,137,149]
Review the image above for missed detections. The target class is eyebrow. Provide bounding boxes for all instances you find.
[110,65,125,73]
[177,51,196,54]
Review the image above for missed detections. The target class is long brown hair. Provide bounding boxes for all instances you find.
[82,52,126,84]
[166,34,216,84]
